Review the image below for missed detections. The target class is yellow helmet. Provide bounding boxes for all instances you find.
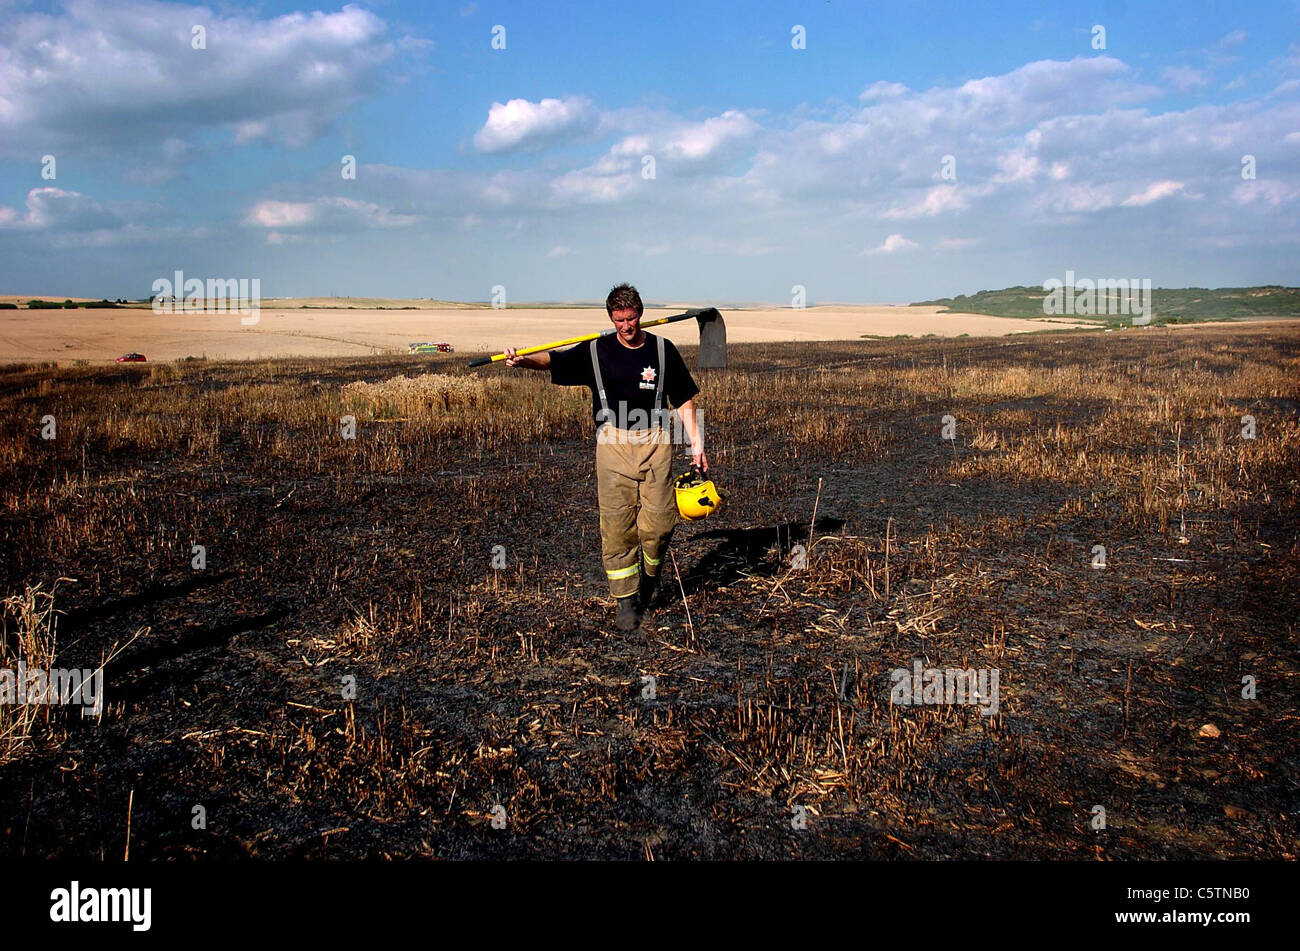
[674,466,725,520]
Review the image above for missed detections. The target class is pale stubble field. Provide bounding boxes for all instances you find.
[0,302,1094,363]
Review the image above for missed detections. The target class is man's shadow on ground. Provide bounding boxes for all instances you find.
[666,516,845,600]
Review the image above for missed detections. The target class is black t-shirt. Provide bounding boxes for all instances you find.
[550,331,700,428]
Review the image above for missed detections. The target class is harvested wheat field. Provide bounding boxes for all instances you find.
[1,323,1297,859]
[0,303,1092,364]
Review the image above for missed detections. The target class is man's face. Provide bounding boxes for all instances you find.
[610,307,641,344]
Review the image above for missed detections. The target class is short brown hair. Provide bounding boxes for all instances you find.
[605,283,643,318]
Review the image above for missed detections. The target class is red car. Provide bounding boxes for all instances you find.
[116,352,147,363]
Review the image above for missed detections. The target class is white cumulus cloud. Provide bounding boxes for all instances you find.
[245,197,420,231]
[884,185,975,219]
[1121,180,1186,206]
[0,0,398,157]
[472,96,598,153]
[1163,66,1209,94]
[1233,180,1299,205]
[661,110,758,161]
[863,233,918,255]
[0,187,123,230]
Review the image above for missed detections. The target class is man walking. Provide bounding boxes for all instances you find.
[504,284,708,632]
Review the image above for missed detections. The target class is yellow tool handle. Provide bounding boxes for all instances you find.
[466,310,705,367]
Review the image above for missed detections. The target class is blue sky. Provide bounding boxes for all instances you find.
[0,0,1297,303]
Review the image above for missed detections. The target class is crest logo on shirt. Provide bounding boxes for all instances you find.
[639,365,657,390]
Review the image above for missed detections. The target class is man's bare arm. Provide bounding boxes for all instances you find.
[503,347,550,370]
[677,398,709,472]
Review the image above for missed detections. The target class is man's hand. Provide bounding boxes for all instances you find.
[677,398,707,473]
[503,348,549,370]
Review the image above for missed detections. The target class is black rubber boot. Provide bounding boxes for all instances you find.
[615,596,641,632]
[638,572,660,612]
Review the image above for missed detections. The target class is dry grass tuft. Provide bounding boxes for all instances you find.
[341,373,499,419]
[0,583,63,766]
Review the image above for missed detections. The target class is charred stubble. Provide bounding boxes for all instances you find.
[0,326,1296,859]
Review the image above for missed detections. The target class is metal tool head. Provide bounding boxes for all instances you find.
[693,307,727,368]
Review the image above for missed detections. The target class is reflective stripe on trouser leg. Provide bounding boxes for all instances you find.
[596,428,643,598]
[637,430,677,578]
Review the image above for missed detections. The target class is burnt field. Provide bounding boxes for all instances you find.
[1,325,1297,860]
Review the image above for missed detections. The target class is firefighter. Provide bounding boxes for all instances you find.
[504,283,708,632]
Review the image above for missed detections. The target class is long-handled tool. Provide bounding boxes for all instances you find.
[467,307,726,368]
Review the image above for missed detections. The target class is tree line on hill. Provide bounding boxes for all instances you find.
[0,299,133,310]
[912,285,1300,323]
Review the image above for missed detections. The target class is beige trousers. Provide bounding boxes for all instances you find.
[595,426,678,598]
